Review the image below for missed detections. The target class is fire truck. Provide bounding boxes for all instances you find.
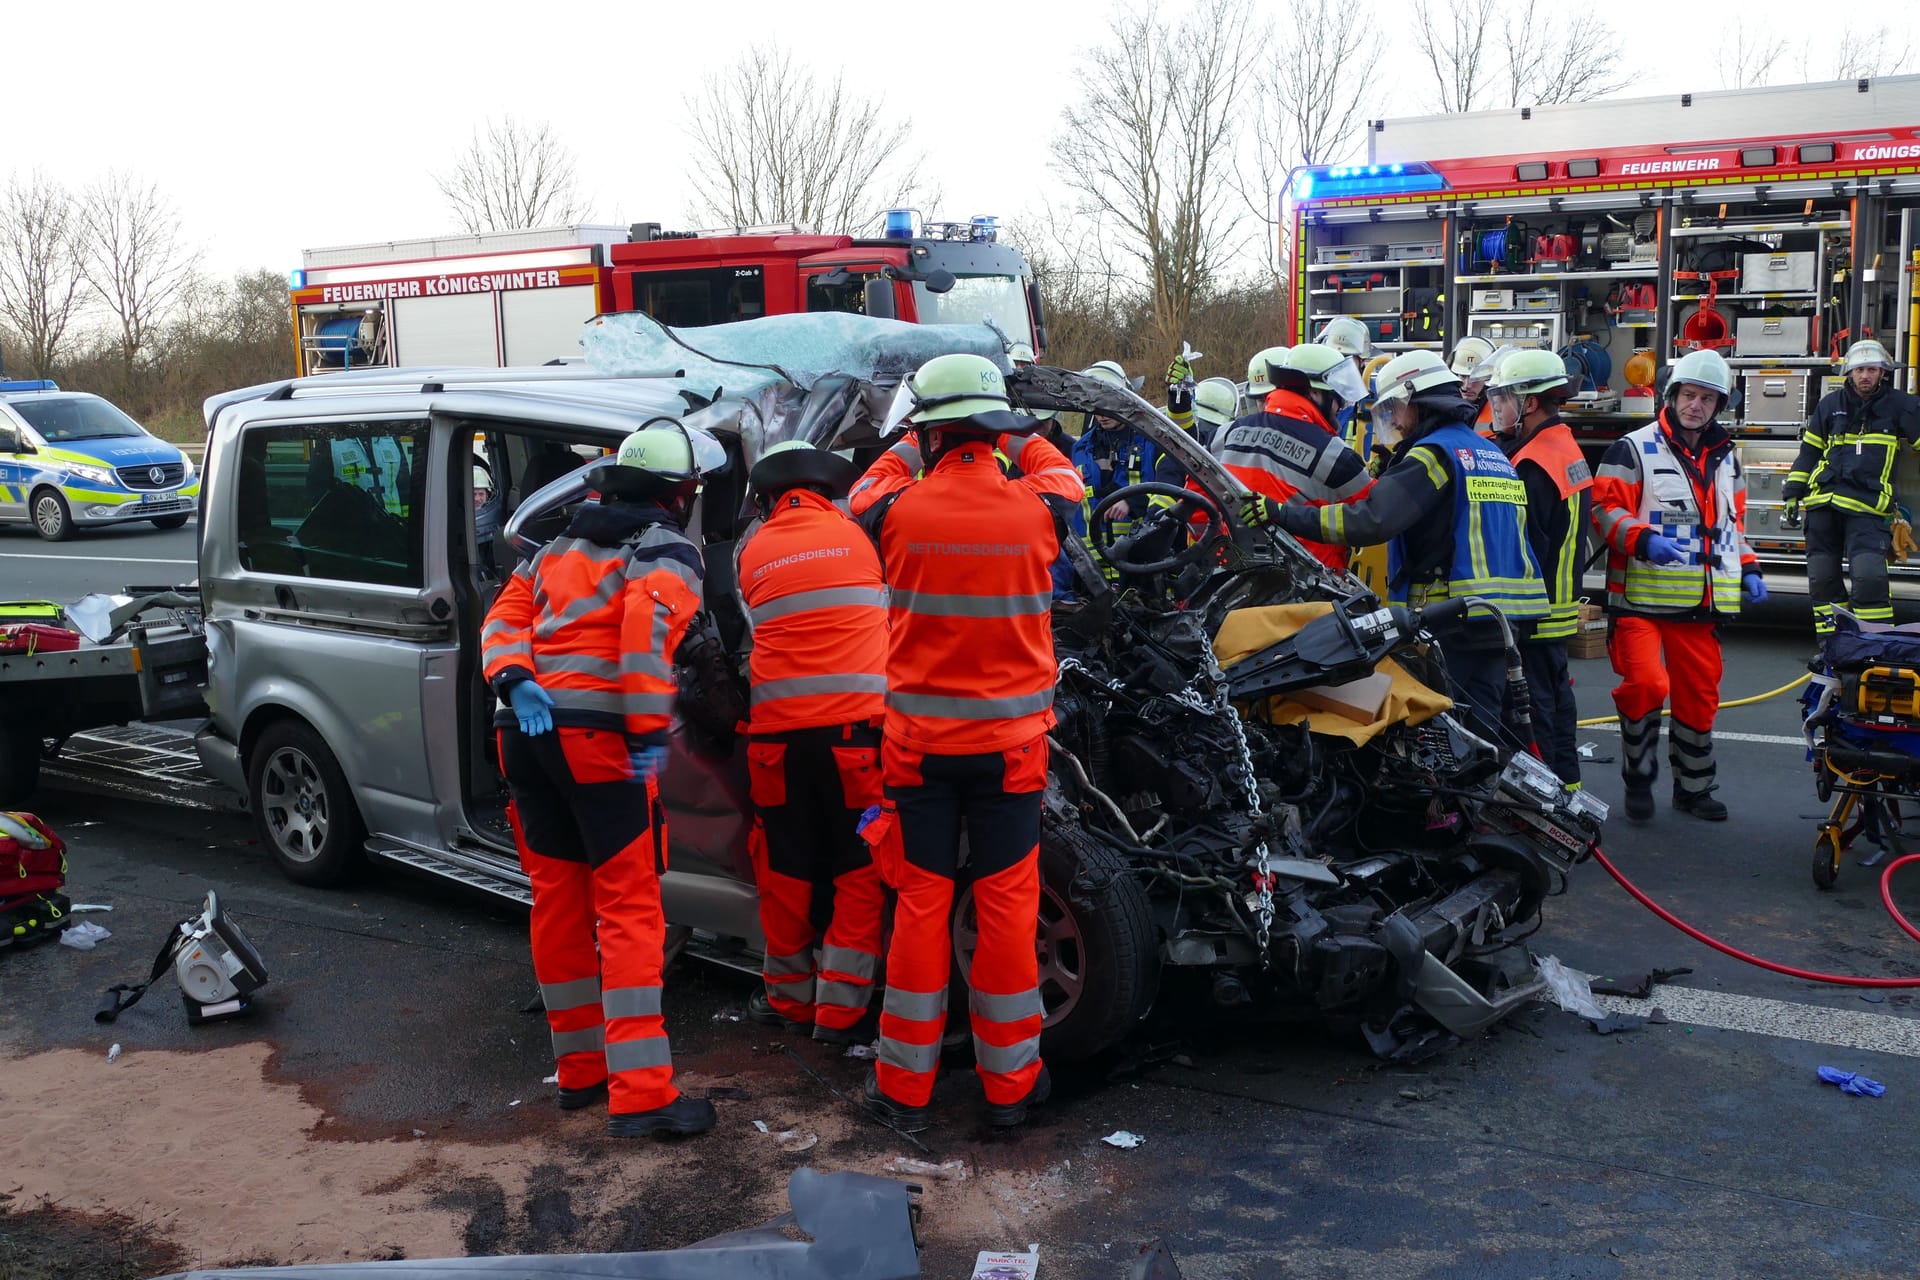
[1286,74,1920,586]
[289,214,1042,376]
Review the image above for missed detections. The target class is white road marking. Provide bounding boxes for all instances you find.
[1583,722,1807,747]
[1596,983,1920,1058]
[0,553,194,565]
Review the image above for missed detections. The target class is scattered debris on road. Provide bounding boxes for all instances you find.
[882,1156,969,1181]
[751,1119,819,1153]
[971,1243,1039,1279]
[1817,1066,1886,1097]
[1101,1131,1146,1149]
[60,921,111,950]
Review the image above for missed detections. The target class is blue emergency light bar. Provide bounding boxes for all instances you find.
[288,268,307,290]
[0,379,58,392]
[1291,162,1447,202]
[883,209,915,239]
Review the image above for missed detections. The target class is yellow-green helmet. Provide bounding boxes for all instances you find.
[597,418,726,500]
[1194,376,1238,427]
[1316,316,1372,360]
[1245,346,1288,397]
[1487,347,1570,399]
[1083,359,1130,387]
[906,353,1011,426]
[748,439,858,503]
[1374,349,1460,407]
[1008,341,1037,367]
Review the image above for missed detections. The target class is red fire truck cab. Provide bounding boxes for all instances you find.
[290,215,1043,379]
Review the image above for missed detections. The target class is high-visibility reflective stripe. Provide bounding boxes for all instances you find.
[481,619,522,643]
[815,978,872,1011]
[538,653,623,681]
[883,985,948,1023]
[970,987,1045,1023]
[551,1026,605,1057]
[542,976,602,1010]
[878,1036,942,1074]
[888,688,1054,720]
[768,975,816,1002]
[974,1036,1041,1075]
[763,948,814,978]
[487,641,534,664]
[619,650,675,680]
[545,687,652,716]
[749,586,888,625]
[753,673,890,706]
[606,1037,673,1072]
[891,589,1052,618]
[820,945,878,981]
[603,985,662,1019]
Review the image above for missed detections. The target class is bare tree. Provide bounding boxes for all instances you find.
[1827,27,1915,80]
[78,172,198,377]
[1715,19,1789,88]
[1051,0,1258,362]
[684,45,924,234]
[435,117,589,233]
[0,172,88,378]
[1414,0,1629,111]
[1242,0,1380,287]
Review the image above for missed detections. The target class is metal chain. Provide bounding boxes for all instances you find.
[1195,646,1274,961]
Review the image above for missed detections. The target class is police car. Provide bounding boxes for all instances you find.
[0,381,200,540]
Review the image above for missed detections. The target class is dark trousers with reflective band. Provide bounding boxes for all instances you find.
[1607,616,1721,798]
[1807,506,1893,633]
[745,722,885,1030]
[1520,639,1581,786]
[872,736,1047,1109]
[498,727,678,1114]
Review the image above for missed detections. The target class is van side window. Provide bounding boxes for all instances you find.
[236,421,428,587]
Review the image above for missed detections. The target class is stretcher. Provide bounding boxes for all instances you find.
[1803,612,1920,887]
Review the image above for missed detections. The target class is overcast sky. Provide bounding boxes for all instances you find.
[7,1,1917,279]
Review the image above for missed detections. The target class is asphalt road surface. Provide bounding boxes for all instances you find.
[2,533,1918,1276]
[0,519,198,599]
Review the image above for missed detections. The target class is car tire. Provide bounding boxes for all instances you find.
[951,812,1159,1063]
[0,725,41,806]
[30,489,72,542]
[150,515,190,530]
[248,719,365,887]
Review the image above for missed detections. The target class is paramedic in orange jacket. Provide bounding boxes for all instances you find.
[1591,350,1765,823]
[480,422,725,1139]
[736,441,889,1043]
[853,353,1078,1133]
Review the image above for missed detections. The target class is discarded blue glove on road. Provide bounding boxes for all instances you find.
[1817,1065,1886,1097]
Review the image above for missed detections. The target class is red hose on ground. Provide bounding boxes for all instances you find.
[1588,847,1920,987]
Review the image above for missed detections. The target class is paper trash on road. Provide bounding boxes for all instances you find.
[59,921,111,950]
[752,1119,818,1152]
[106,1043,121,1063]
[1101,1130,1146,1149]
[971,1244,1039,1279]
[845,1042,878,1060]
[882,1156,968,1181]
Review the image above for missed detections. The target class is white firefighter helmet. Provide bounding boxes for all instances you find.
[1843,339,1895,374]
[1449,336,1496,378]
[1316,315,1372,360]
[1373,349,1461,408]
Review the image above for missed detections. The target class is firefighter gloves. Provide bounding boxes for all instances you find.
[1239,494,1282,528]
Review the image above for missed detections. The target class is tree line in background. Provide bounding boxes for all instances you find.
[3,0,1915,430]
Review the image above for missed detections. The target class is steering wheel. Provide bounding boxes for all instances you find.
[1087,481,1226,576]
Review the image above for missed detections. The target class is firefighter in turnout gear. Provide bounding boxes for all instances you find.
[852,353,1076,1133]
[1783,339,1920,633]
[1210,344,1373,572]
[1592,349,1763,822]
[1071,361,1160,572]
[1489,349,1593,786]
[480,420,728,1137]
[736,441,889,1044]
[1241,349,1549,728]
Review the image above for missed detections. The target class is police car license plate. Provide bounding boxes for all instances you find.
[140,490,177,505]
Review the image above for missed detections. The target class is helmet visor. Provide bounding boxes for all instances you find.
[684,422,728,477]
[1488,386,1523,433]
[881,382,916,437]
[1316,357,1368,408]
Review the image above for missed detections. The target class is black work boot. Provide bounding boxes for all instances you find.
[861,1071,931,1134]
[747,986,806,1030]
[1623,779,1655,822]
[985,1064,1053,1129]
[1673,788,1728,822]
[811,1018,868,1047]
[556,1080,607,1111]
[607,1094,717,1138]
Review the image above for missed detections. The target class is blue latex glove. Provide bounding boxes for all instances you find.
[1644,534,1687,566]
[1742,572,1769,603]
[629,744,670,783]
[1818,1065,1886,1097]
[506,680,555,735]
